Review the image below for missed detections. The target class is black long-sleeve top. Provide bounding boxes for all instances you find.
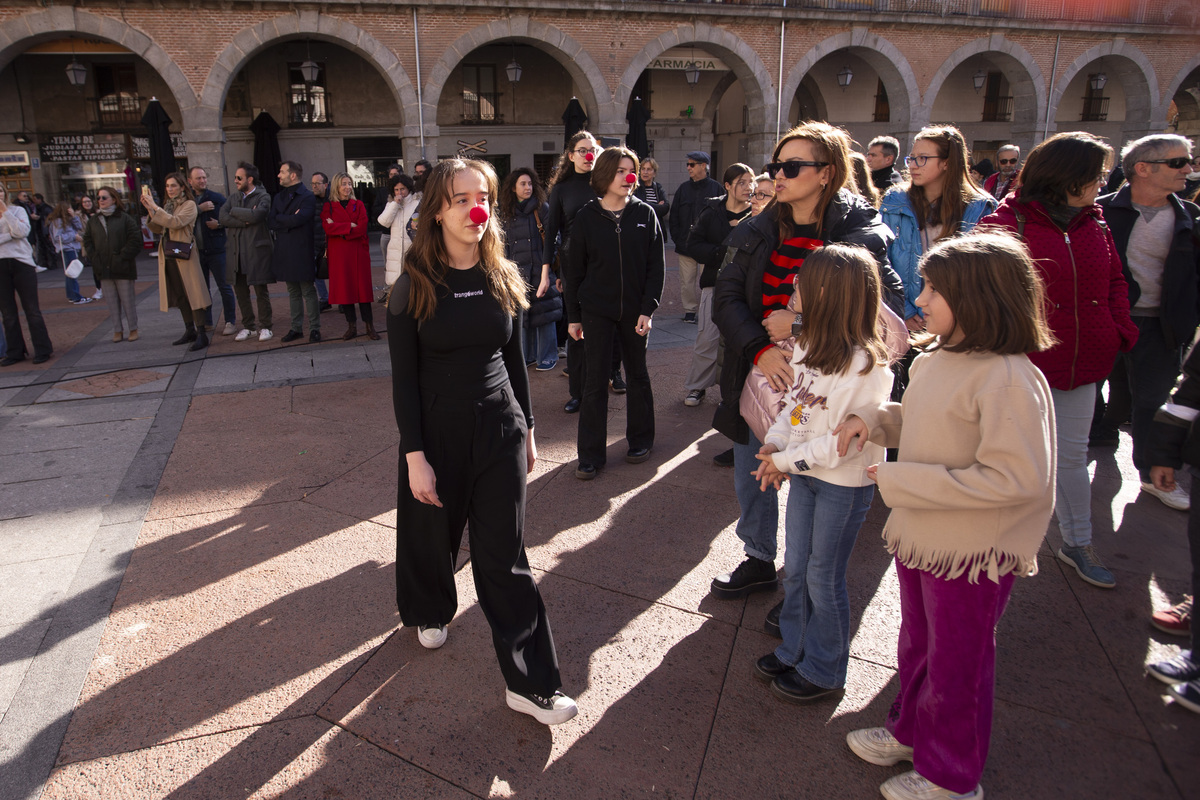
[543,168,597,270]
[387,266,533,454]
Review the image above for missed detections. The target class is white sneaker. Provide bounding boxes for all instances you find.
[35,265,48,273]
[1141,480,1190,511]
[505,688,578,725]
[417,624,447,649]
[881,770,982,800]
[846,727,914,766]
[222,322,236,336]
[258,328,273,342]
[234,328,253,342]
[92,289,103,300]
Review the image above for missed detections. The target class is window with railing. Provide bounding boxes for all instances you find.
[981,72,1013,122]
[1081,75,1110,122]
[289,62,330,126]
[89,93,144,129]
[463,65,501,124]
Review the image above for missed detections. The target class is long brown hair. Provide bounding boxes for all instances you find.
[47,200,74,226]
[792,244,888,376]
[549,131,597,188]
[401,158,529,323]
[163,171,195,212]
[771,121,852,240]
[903,125,986,241]
[499,167,546,224]
[919,232,1056,355]
[848,152,880,208]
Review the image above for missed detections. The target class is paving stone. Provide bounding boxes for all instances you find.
[0,554,88,628]
[253,352,315,383]
[0,619,51,723]
[193,354,258,389]
[0,508,102,566]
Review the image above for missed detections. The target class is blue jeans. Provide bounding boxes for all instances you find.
[62,248,82,301]
[1121,316,1183,480]
[774,475,874,689]
[733,429,780,562]
[199,249,236,327]
[315,278,328,303]
[523,321,558,366]
[1052,383,1095,548]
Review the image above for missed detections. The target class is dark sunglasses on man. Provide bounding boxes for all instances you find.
[1141,157,1192,169]
[766,161,829,179]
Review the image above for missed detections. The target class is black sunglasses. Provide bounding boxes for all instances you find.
[766,161,829,179]
[998,158,1018,165]
[1142,157,1192,169]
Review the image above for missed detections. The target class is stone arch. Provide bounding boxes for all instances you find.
[1048,41,1159,136]
[197,11,418,138]
[1165,54,1200,104]
[922,35,1046,142]
[782,30,919,140]
[701,71,741,129]
[613,23,777,138]
[422,17,610,141]
[0,7,197,117]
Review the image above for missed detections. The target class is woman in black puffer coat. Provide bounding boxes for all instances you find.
[501,168,561,370]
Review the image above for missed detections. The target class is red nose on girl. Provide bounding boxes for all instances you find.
[584,152,595,163]
[624,173,637,184]
[469,206,489,225]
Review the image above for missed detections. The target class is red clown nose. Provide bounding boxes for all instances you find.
[624,173,637,184]
[469,206,489,225]
[584,152,595,163]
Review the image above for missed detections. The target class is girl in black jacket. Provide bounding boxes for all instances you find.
[564,146,665,479]
[500,168,561,370]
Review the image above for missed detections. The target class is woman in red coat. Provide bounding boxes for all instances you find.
[980,131,1137,590]
[323,172,378,340]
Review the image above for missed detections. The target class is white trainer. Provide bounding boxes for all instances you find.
[234,328,253,342]
[881,770,982,800]
[505,688,578,725]
[258,328,273,342]
[222,322,236,336]
[417,624,447,649]
[846,727,914,766]
[1141,480,1190,511]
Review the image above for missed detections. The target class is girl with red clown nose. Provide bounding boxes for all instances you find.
[564,146,666,479]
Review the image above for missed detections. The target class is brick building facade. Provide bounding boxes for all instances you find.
[0,0,1197,199]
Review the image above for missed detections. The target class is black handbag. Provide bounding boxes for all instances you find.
[317,249,329,280]
[162,240,194,260]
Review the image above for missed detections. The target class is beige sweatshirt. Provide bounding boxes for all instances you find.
[853,348,1056,584]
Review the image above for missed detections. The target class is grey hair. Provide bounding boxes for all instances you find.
[1121,134,1193,178]
[868,136,900,160]
[997,144,1020,156]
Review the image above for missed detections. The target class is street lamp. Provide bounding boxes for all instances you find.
[973,69,987,94]
[65,39,86,90]
[506,59,522,83]
[1089,72,1108,92]
[837,65,853,91]
[685,61,701,86]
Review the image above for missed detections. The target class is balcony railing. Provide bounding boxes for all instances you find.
[88,94,144,129]
[651,0,1188,24]
[462,91,503,124]
[1081,96,1111,122]
[982,96,1013,123]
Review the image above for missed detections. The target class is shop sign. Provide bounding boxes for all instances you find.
[0,152,31,167]
[130,133,187,159]
[649,49,728,72]
[39,134,128,162]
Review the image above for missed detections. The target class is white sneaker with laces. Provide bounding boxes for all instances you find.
[417,624,447,649]
[92,289,103,300]
[505,688,578,725]
[881,770,982,800]
[258,328,273,342]
[234,328,253,342]
[1141,481,1190,511]
[222,322,236,336]
[846,727,913,766]
[35,266,48,273]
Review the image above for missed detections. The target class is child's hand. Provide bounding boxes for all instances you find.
[753,453,786,492]
[1150,465,1176,493]
[866,464,878,482]
[833,416,869,456]
[758,443,779,456]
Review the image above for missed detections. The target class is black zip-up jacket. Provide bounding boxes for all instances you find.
[711,189,902,443]
[564,196,664,324]
[543,169,598,271]
[1097,185,1200,349]
[685,195,751,289]
[1147,328,1200,469]
[670,175,723,246]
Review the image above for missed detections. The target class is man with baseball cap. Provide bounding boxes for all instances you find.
[670,151,723,323]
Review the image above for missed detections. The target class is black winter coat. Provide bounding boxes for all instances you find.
[268,182,317,282]
[194,188,227,254]
[505,198,562,329]
[82,211,141,281]
[544,169,597,270]
[670,176,723,245]
[1098,185,1200,350]
[633,180,671,228]
[711,189,902,444]
[1147,328,1200,469]
[565,196,664,324]
[685,195,751,289]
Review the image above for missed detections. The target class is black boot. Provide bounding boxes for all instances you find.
[188,327,209,351]
[173,324,197,346]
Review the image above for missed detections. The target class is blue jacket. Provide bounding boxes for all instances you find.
[268,182,316,282]
[880,188,996,320]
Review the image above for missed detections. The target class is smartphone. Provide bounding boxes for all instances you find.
[141,185,151,197]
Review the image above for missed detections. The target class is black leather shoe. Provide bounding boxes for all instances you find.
[754,652,792,683]
[564,397,581,413]
[319,301,333,313]
[610,372,627,394]
[771,671,844,704]
[309,330,322,343]
[711,556,778,599]
[575,463,599,480]
[0,356,25,367]
[625,447,651,464]
[281,330,303,343]
[31,354,51,365]
[172,329,197,346]
[765,600,783,638]
[188,329,209,351]
[712,448,735,468]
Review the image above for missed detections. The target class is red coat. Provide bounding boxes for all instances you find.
[322,199,373,304]
[980,191,1137,391]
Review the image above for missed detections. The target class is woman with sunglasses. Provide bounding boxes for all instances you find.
[980,131,1137,589]
[710,121,903,627]
[83,187,142,342]
[881,125,995,334]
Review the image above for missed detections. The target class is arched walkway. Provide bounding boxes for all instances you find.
[1049,41,1158,137]
[1165,54,1200,107]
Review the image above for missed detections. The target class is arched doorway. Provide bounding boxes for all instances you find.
[1049,43,1157,143]
[1168,63,1200,139]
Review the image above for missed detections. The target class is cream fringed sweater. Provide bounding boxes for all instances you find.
[853,349,1056,584]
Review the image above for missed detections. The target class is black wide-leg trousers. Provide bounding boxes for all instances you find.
[577,310,654,467]
[395,385,561,696]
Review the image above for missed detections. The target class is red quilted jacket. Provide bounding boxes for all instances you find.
[980,192,1137,391]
